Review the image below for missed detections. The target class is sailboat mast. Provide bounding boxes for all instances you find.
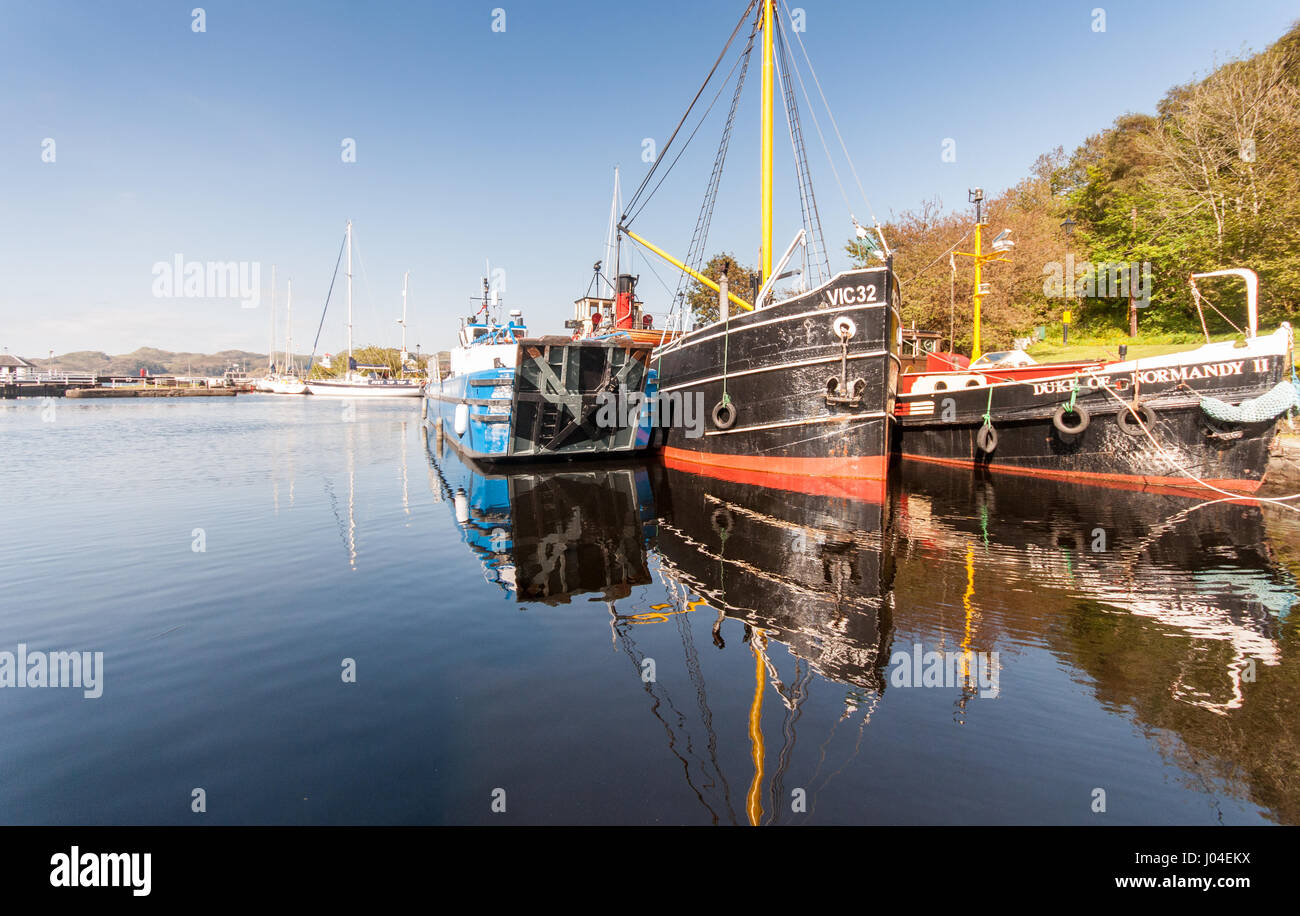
[400,271,409,362]
[604,166,621,291]
[346,220,353,368]
[760,0,775,284]
[286,279,293,374]
[270,264,277,373]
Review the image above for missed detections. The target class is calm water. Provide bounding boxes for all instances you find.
[1,395,1297,825]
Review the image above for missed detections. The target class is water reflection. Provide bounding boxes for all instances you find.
[895,463,1299,823]
[426,430,656,603]
[896,464,1290,714]
[422,427,1299,824]
[649,466,895,824]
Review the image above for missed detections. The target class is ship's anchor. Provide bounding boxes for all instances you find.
[825,316,866,406]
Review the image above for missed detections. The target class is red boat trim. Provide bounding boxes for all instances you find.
[663,447,887,501]
[899,452,1263,499]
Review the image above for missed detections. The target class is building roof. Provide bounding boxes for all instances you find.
[0,354,35,368]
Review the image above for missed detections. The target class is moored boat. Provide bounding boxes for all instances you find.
[610,1,900,489]
[425,280,657,461]
[305,221,422,398]
[894,269,1297,495]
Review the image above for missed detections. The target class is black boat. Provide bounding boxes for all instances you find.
[895,269,1295,496]
[653,269,900,493]
[611,0,900,492]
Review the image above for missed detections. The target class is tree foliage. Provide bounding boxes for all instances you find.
[686,253,760,325]
[853,21,1300,351]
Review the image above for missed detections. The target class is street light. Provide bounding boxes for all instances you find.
[954,189,1013,360]
[1060,217,1076,237]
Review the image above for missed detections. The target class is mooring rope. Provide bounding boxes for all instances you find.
[952,364,1300,510]
[1092,382,1300,512]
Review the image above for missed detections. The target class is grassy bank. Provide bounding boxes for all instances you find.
[1024,329,1239,364]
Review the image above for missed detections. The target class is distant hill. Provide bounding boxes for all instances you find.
[29,348,287,377]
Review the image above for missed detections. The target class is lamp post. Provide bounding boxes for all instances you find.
[953,188,1014,361]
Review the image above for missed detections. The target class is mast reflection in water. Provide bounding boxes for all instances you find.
[426,422,1298,825]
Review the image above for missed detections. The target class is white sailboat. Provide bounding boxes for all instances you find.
[307,220,422,398]
[255,265,279,391]
[268,279,308,395]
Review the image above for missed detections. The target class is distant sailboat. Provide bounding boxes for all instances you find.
[255,265,279,392]
[307,221,422,398]
[268,279,307,395]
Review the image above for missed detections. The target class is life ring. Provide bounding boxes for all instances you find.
[1052,404,1089,435]
[1117,403,1155,437]
[712,399,736,430]
[976,422,998,453]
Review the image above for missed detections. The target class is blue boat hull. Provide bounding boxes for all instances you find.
[426,338,658,463]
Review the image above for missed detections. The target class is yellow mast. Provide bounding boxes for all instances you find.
[760,0,775,283]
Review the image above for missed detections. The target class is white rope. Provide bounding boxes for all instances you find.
[779,0,882,237]
[1091,380,1300,512]
[968,367,1300,510]
[775,8,852,227]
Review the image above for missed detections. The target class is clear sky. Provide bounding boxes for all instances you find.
[1,0,1296,359]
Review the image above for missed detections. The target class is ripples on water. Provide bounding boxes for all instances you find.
[0,396,1296,824]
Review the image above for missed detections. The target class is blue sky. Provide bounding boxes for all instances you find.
[1,0,1296,359]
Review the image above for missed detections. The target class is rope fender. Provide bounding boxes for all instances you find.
[1199,379,1300,424]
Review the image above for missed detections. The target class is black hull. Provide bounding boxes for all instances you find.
[652,268,900,481]
[896,345,1289,495]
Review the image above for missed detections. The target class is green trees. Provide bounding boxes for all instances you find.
[686,253,760,325]
[861,21,1300,352]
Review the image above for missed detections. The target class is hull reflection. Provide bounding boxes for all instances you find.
[897,461,1289,712]
[896,462,1299,823]
[425,424,656,603]
[653,465,895,692]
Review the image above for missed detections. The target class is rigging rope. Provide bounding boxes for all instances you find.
[779,0,885,247]
[304,229,348,376]
[673,18,759,311]
[623,0,759,222]
[624,38,754,227]
[774,20,829,285]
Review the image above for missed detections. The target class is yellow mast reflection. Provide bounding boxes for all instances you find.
[747,630,768,826]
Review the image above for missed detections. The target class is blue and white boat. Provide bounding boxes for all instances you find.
[425,280,658,462]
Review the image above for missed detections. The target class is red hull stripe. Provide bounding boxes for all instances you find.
[662,447,887,502]
[899,452,1263,499]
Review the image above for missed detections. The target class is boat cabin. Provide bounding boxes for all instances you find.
[569,275,653,338]
[459,310,528,349]
[900,327,968,374]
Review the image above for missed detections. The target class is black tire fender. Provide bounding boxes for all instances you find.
[1117,403,1155,437]
[1052,404,1090,435]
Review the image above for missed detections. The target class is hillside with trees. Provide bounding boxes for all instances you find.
[848,21,1300,353]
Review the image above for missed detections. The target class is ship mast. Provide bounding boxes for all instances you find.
[759,0,774,284]
[285,279,293,376]
[400,270,409,364]
[270,264,277,373]
[346,220,353,372]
